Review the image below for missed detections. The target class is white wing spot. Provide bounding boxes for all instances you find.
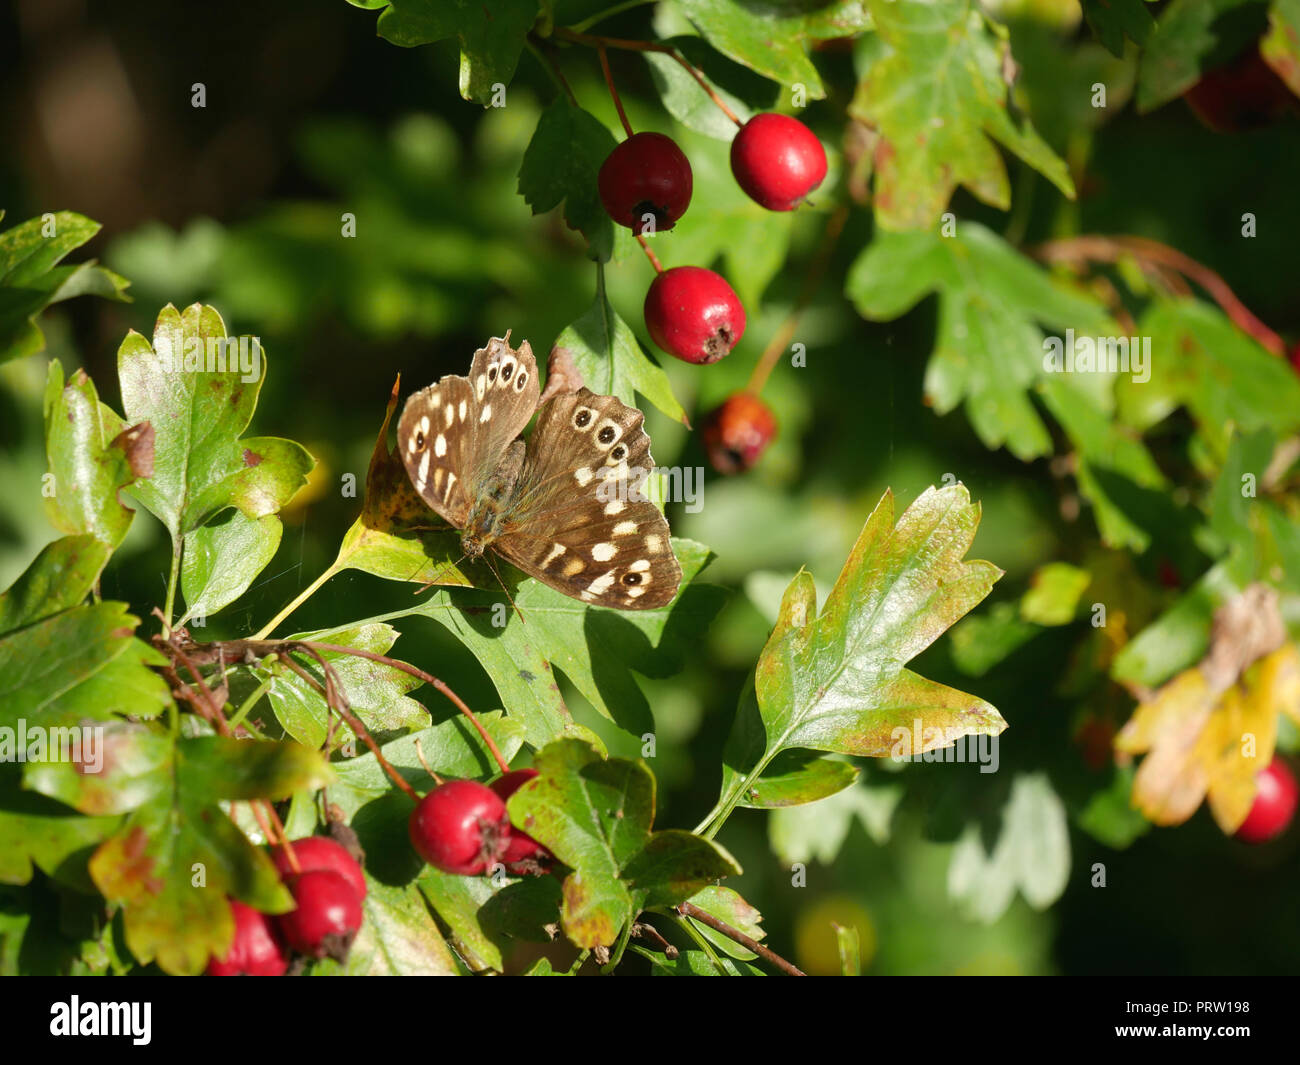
[604,499,626,516]
[480,404,492,423]
[613,521,637,536]
[630,559,651,572]
[562,557,586,577]
[417,451,430,487]
[433,468,445,492]
[541,543,567,568]
[476,375,486,400]
[430,392,442,407]
[626,586,645,599]
[458,399,468,421]
[434,434,447,457]
[586,570,616,597]
[444,405,455,428]
[592,542,617,562]
[418,415,430,436]
[574,467,594,487]
[445,471,458,495]
[645,534,662,552]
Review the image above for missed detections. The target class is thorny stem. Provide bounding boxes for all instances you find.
[555,28,744,127]
[597,42,634,137]
[1029,235,1285,356]
[745,204,849,395]
[676,901,806,976]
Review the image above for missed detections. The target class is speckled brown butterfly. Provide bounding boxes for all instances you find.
[397,335,682,610]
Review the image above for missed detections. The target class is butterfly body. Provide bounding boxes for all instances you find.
[397,336,682,610]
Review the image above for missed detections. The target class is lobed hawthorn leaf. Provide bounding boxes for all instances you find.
[554,264,687,424]
[369,0,538,105]
[736,747,860,809]
[0,535,112,637]
[117,303,314,544]
[1081,0,1156,57]
[518,97,617,263]
[643,37,769,141]
[0,763,120,888]
[847,222,1116,461]
[317,874,459,976]
[43,361,152,550]
[418,868,562,973]
[85,735,332,975]
[508,739,741,949]
[716,485,1004,822]
[252,623,429,751]
[674,0,873,99]
[684,884,765,962]
[0,210,130,364]
[181,509,282,621]
[1135,0,1265,112]
[0,602,170,731]
[848,0,1073,231]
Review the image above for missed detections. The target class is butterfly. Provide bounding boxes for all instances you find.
[397,335,682,610]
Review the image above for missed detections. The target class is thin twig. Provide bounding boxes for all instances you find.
[635,231,664,273]
[676,901,805,976]
[597,42,634,137]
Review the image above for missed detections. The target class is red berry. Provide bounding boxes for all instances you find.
[1235,758,1299,843]
[270,836,366,901]
[207,899,289,976]
[1183,47,1295,133]
[409,779,512,875]
[598,132,693,234]
[730,113,827,211]
[700,393,777,474]
[276,870,364,960]
[491,768,551,872]
[1288,340,1300,375]
[644,266,746,364]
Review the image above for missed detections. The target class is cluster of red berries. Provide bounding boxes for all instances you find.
[207,834,366,976]
[409,769,553,877]
[598,113,827,473]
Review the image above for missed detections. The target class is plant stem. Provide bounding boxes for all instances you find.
[635,231,664,273]
[162,539,182,635]
[677,901,806,976]
[671,909,730,974]
[597,42,634,137]
[228,672,274,732]
[525,36,577,105]
[1029,234,1285,356]
[568,0,656,33]
[251,559,342,641]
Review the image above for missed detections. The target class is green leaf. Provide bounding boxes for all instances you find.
[1020,562,1091,626]
[949,601,1040,677]
[329,711,527,821]
[43,361,153,549]
[647,948,763,975]
[718,486,1003,828]
[418,868,562,972]
[331,875,459,975]
[253,624,429,750]
[1076,765,1152,849]
[0,535,112,637]
[117,303,314,542]
[518,97,617,262]
[0,602,171,731]
[508,739,740,948]
[947,772,1070,923]
[834,922,861,975]
[675,0,873,98]
[181,509,282,621]
[1136,0,1263,112]
[643,38,763,140]
[372,0,538,105]
[684,884,765,961]
[554,263,686,423]
[846,222,1114,460]
[1262,0,1300,95]
[848,0,1073,230]
[0,764,121,888]
[1081,0,1156,56]
[736,748,859,809]
[0,211,130,363]
[86,735,331,975]
[415,539,724,741]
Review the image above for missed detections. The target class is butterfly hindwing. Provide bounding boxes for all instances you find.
[398,336,540,526]
[493,388,682,609]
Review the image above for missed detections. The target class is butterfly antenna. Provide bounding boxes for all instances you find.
[483,551,526,626]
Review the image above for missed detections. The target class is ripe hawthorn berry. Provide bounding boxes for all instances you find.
[730,113,827,211]
[409,779,512,875]
[206,899,289,976]
[270,836,366,901]
[491,768,551,873]
[1183,47,1295,133]
[276,870,363,961]
[700,392,777,474]
[598,132,693,234]
[1235,757,1299,843]
[644,266,745,364]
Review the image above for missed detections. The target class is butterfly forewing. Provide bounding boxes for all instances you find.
[494,388,682,610]
[398,336,540,526]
